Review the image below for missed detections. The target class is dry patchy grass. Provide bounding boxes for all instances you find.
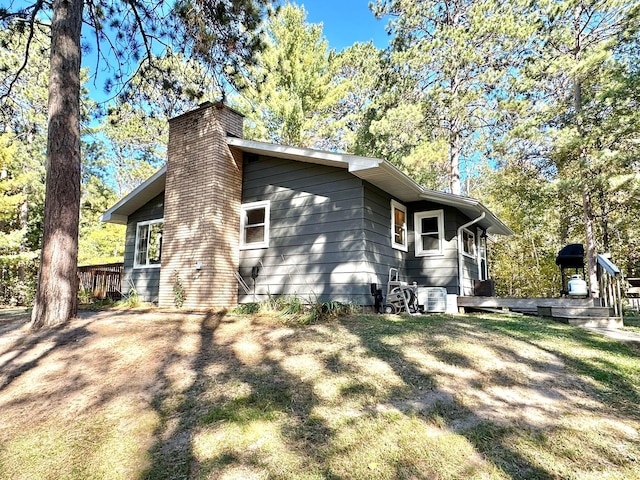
[0,309,638,479]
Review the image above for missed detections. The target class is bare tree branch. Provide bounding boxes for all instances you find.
[2,0,47,101]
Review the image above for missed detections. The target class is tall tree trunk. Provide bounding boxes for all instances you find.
[570,13,599,298]
[449,130,461,195]
[30,0,83,329]
[583,188,599,298]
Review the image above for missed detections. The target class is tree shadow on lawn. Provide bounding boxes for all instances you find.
[142,311,334,479]
[3,309,636,479]
[1,309,336,479]
[0,309,194,480]
[0,309,184,414]
[0,316,95,393]
[142,311,572,479]
[0,308,164,396]
[0,308,32,336]
[337,314,587,480]
[477,314,640,420]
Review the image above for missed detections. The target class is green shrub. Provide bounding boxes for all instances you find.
[276,295,305,316]
[0,253,39,306]
[78,286,93,305]
[234,294,359,325]
[117,288,140,308]
[172,271,186,308]
[233,302,260,314]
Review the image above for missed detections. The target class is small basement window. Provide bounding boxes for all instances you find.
[391,200,408,251]
[134,219,163,268]
[240,201,270,249]
[414,210,443,256]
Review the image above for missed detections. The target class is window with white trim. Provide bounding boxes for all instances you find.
[462,228,476,258]
[414,210,444,256]
[391,200,408,251]
[478,228,488,280]
[240,201,270,249]
[134,219,163,268]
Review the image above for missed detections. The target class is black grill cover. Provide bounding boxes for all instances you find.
[555,244,584,268]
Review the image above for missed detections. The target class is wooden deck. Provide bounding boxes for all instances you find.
[457,296,623,328]
[457,296,598,314]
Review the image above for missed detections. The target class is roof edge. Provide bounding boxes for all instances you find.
[101,165,167,224]
[418,191,513,236]
[227,137,382,170]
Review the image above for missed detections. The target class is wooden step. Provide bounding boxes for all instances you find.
[558,316,624,329]
[537,306,614,318]
[537,305,623,328]
[457,297,599,312]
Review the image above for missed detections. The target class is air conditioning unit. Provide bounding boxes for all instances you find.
[416,287,447,313]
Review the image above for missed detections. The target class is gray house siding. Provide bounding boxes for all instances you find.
[239,156,373,304]
[122,192,165,303]
[405,201,463,294]
[117,157,489,307]
[120,166,486,305]
[361,188,484,296]
[361,185,462,293]
[363,183,406,289]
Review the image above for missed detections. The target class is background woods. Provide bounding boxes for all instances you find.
[1,0,639,312]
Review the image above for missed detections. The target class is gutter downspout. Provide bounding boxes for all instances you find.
[457,212,486,297]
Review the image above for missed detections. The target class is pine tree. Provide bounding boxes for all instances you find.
[1,0,270,328]
[370,0,533,194]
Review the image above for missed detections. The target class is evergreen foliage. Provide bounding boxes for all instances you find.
[238,3,333,147]
[369,0,533,194]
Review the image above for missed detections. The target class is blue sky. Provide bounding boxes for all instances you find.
[297,0,390,51]
[78,0,390,103]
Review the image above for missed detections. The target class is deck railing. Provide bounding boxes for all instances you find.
[627,278,640,312]
[596,254,623,319]
[78,263,124,300]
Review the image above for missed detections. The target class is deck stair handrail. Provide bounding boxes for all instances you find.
[596,254,623,320]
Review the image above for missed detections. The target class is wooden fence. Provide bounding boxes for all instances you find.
[78,263,124,300]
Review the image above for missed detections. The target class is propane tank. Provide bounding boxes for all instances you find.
[568,274,588,297]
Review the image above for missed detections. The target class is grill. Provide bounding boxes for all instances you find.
[555,244,585,296]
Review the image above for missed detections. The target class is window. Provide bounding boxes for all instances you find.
[134,219,163,268]
[391,200,408,251]
[462,228,476,258]
[478,228,488,280]
[240,201,270,249]
[414,210,444,256]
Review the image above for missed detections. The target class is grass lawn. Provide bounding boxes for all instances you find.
[624,315,640,334]
[0,309,638,479]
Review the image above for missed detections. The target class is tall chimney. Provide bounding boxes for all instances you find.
[158,103,244,309]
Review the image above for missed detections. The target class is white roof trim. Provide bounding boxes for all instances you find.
[226,137,382,171]
[101,165,167,224]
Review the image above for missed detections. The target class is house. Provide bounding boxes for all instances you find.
[102,102,512,312]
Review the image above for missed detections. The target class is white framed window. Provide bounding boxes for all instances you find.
[134,219,163,268]
[391,200,408,251]
[478,228,488,280]
[461,228,476,258]
[240,200,270,249]
[414,210,444,256]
